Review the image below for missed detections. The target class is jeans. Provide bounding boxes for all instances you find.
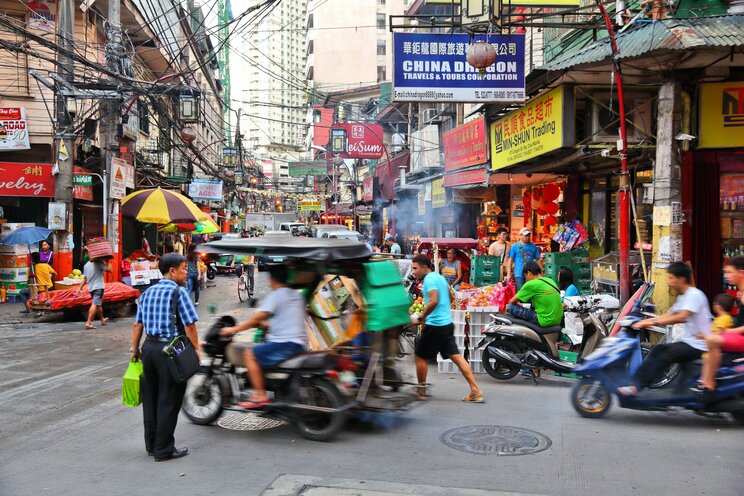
[507,303,538,324]
[515,276,525,291]
[243,264,255,293]
[634,342,702,389]
[187,274,200,302]
[18,288,30,305]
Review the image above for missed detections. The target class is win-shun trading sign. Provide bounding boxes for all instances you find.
[393,33,525,103]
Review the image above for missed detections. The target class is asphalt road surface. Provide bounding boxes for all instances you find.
[0,274,742,496]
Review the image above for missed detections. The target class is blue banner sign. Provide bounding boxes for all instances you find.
[393,33,525,103]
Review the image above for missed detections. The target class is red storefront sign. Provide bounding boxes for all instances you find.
[336,123,385,159]
[443,116,487,173]
[73,165,94,201]
[442,168,487,187]
[363,176,374,202]
[0,162,54,197]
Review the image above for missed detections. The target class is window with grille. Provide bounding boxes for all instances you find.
[376,13,386,30]
[377,40,386,55]
[0,15,29,95]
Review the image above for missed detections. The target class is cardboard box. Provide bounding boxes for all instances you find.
[0,267,29,282]
[0,254,28,268]
[131,260,150,272]
[0,244,37,255]
[3,281,28,295]
[0,222,35,234]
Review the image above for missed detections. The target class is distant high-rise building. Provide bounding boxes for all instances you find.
[233,0,308,188]
[305,0,410,92]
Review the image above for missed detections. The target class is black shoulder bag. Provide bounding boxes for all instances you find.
[163,287,200,383]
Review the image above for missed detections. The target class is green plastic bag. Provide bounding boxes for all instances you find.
[122,359,144,408]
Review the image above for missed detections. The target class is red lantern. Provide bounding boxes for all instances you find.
[466,40,497,76]
[179,126,196,143]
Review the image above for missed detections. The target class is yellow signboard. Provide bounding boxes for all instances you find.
[300,201,322,211]
[699,81,744,148]
[490,86,574,170]
[431,179,446,208]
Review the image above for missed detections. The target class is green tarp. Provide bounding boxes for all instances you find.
[362,261,411,332]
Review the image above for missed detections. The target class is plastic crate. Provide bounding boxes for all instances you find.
[469,275,501,287]
[451,309,467,325]
[467,307,498,326]
[453,322,467,336]
[469,360,485,374]
[545,251,573,265]
[471,265,498,278]
[437,359,459,374]
[471,255,500,269]
[454,334,467,350]
[555,350,582,379]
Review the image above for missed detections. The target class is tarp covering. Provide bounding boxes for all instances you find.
[33,282,140,311]
[198,237,372,261]
[362,261,411,332]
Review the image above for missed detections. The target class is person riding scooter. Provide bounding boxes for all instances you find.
[617,262,712,396]
[219,265,307,408]
[506,262,564,328]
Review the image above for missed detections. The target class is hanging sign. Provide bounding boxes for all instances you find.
[443,116,488,172]
[490,85,575,170]
[73,166,94,201]
[288,160,326,177]
[336,123,385,159]
[699,81,744,148]
[0,108,30,151]
[188,179,223,201]
[418,191,426,216]
[0,162,53,197]
[442,168,487,187]
[431,179,446,208]
[299,200,323,211]
[28,1,56,33]
[110,157,127,200]
[125,163,135,189]
[393,33,526,103]
[363,177,374,202]
[47,202,67,230]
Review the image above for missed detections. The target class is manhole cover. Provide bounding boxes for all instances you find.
[217,412,287,431]
[440,425,552,456]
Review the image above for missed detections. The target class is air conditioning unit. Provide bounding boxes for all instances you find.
[422,108,442,124]
[590,92,654,144]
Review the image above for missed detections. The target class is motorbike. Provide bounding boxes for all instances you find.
[182,316,356,441]
[570,315,744,425]
[200,253,217,280]
[473,296,613,381]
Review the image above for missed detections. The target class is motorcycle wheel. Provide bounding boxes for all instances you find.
[571,378,611,418]
[293,377,347,442]
[482,340,521,380]
[640,343,680,389]
[206,267,216,280]
[182,371,224,425]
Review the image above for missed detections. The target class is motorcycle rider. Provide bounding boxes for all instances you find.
[219,265,307,408]
[506,262,564,328]
[617,262,712,396]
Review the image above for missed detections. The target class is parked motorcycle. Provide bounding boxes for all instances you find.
[473,296,612,381]
[181,317,356,441]
[570,315,744,425]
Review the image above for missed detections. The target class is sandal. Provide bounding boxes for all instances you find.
[85,325,97,330]
[237,398,272,409]
[462,393,485,403]
[617,386,637,396]
[101,318,109,326]
[415,383,428,401]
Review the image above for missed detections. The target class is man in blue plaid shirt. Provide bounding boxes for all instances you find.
[130,253,199,462]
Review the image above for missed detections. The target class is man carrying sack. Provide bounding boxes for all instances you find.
[130,253,200,462]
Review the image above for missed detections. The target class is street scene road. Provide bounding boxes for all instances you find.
[1,275,741,496]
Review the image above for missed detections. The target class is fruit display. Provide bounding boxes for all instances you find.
[409,296,425,315]
[66,269,85,280]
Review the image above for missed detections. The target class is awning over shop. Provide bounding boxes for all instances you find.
[488,173,565,186]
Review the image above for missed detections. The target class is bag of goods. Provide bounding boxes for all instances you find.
[86,237,113,261]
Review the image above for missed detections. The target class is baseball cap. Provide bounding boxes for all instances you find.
[519,228,532,236]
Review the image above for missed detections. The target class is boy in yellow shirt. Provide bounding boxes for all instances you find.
[19,252,56,313]
[711,293,735,333]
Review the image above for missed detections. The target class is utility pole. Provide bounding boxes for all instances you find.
[54,0,75,278]
[101,0,123,280]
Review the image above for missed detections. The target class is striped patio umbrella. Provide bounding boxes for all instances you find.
[121,188,210,225]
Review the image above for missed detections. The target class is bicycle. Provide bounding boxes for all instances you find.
[237,264,253,302]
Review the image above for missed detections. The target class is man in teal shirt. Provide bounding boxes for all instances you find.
[410,255,483,402]
[507,262,563,327]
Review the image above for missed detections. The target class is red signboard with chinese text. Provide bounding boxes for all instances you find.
[363,176,374,202]
[336,123,385,159]
[0,162,54,197]
[442,168,487,187]
[443,116,488,172]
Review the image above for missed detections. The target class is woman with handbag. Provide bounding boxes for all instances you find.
[129,253,200,462]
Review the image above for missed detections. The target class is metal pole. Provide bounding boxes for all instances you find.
[102,0,122,247]
[596,2,631,303]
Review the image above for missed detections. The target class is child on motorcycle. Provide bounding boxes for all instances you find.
[220,265,307,408]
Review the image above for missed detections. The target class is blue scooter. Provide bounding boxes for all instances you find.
[570,315,744,425]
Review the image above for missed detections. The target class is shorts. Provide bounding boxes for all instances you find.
[91,289,104,306]
[722,332,744,352]
[252,341,305,368]
[415,323,460,361]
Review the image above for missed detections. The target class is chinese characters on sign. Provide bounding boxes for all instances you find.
[393,33,526,102]
[336,123,385,159]
[0,108,30,151]
[443,117,488,172]
[490,86,574,170]
[288,160,327,177]
[0,162,54,197]
[363,177,374,202]
[442,168,487,187]
[699,81,744,148]
[188,179,224,201]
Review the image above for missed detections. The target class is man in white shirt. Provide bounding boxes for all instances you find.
[618,262,712,396]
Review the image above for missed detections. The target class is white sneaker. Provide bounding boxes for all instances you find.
[195,301,200,306]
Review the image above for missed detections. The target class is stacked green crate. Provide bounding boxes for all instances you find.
[545,250,591,295]
[469,255,500,286]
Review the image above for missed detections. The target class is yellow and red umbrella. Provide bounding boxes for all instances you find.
[121,188,209,225]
